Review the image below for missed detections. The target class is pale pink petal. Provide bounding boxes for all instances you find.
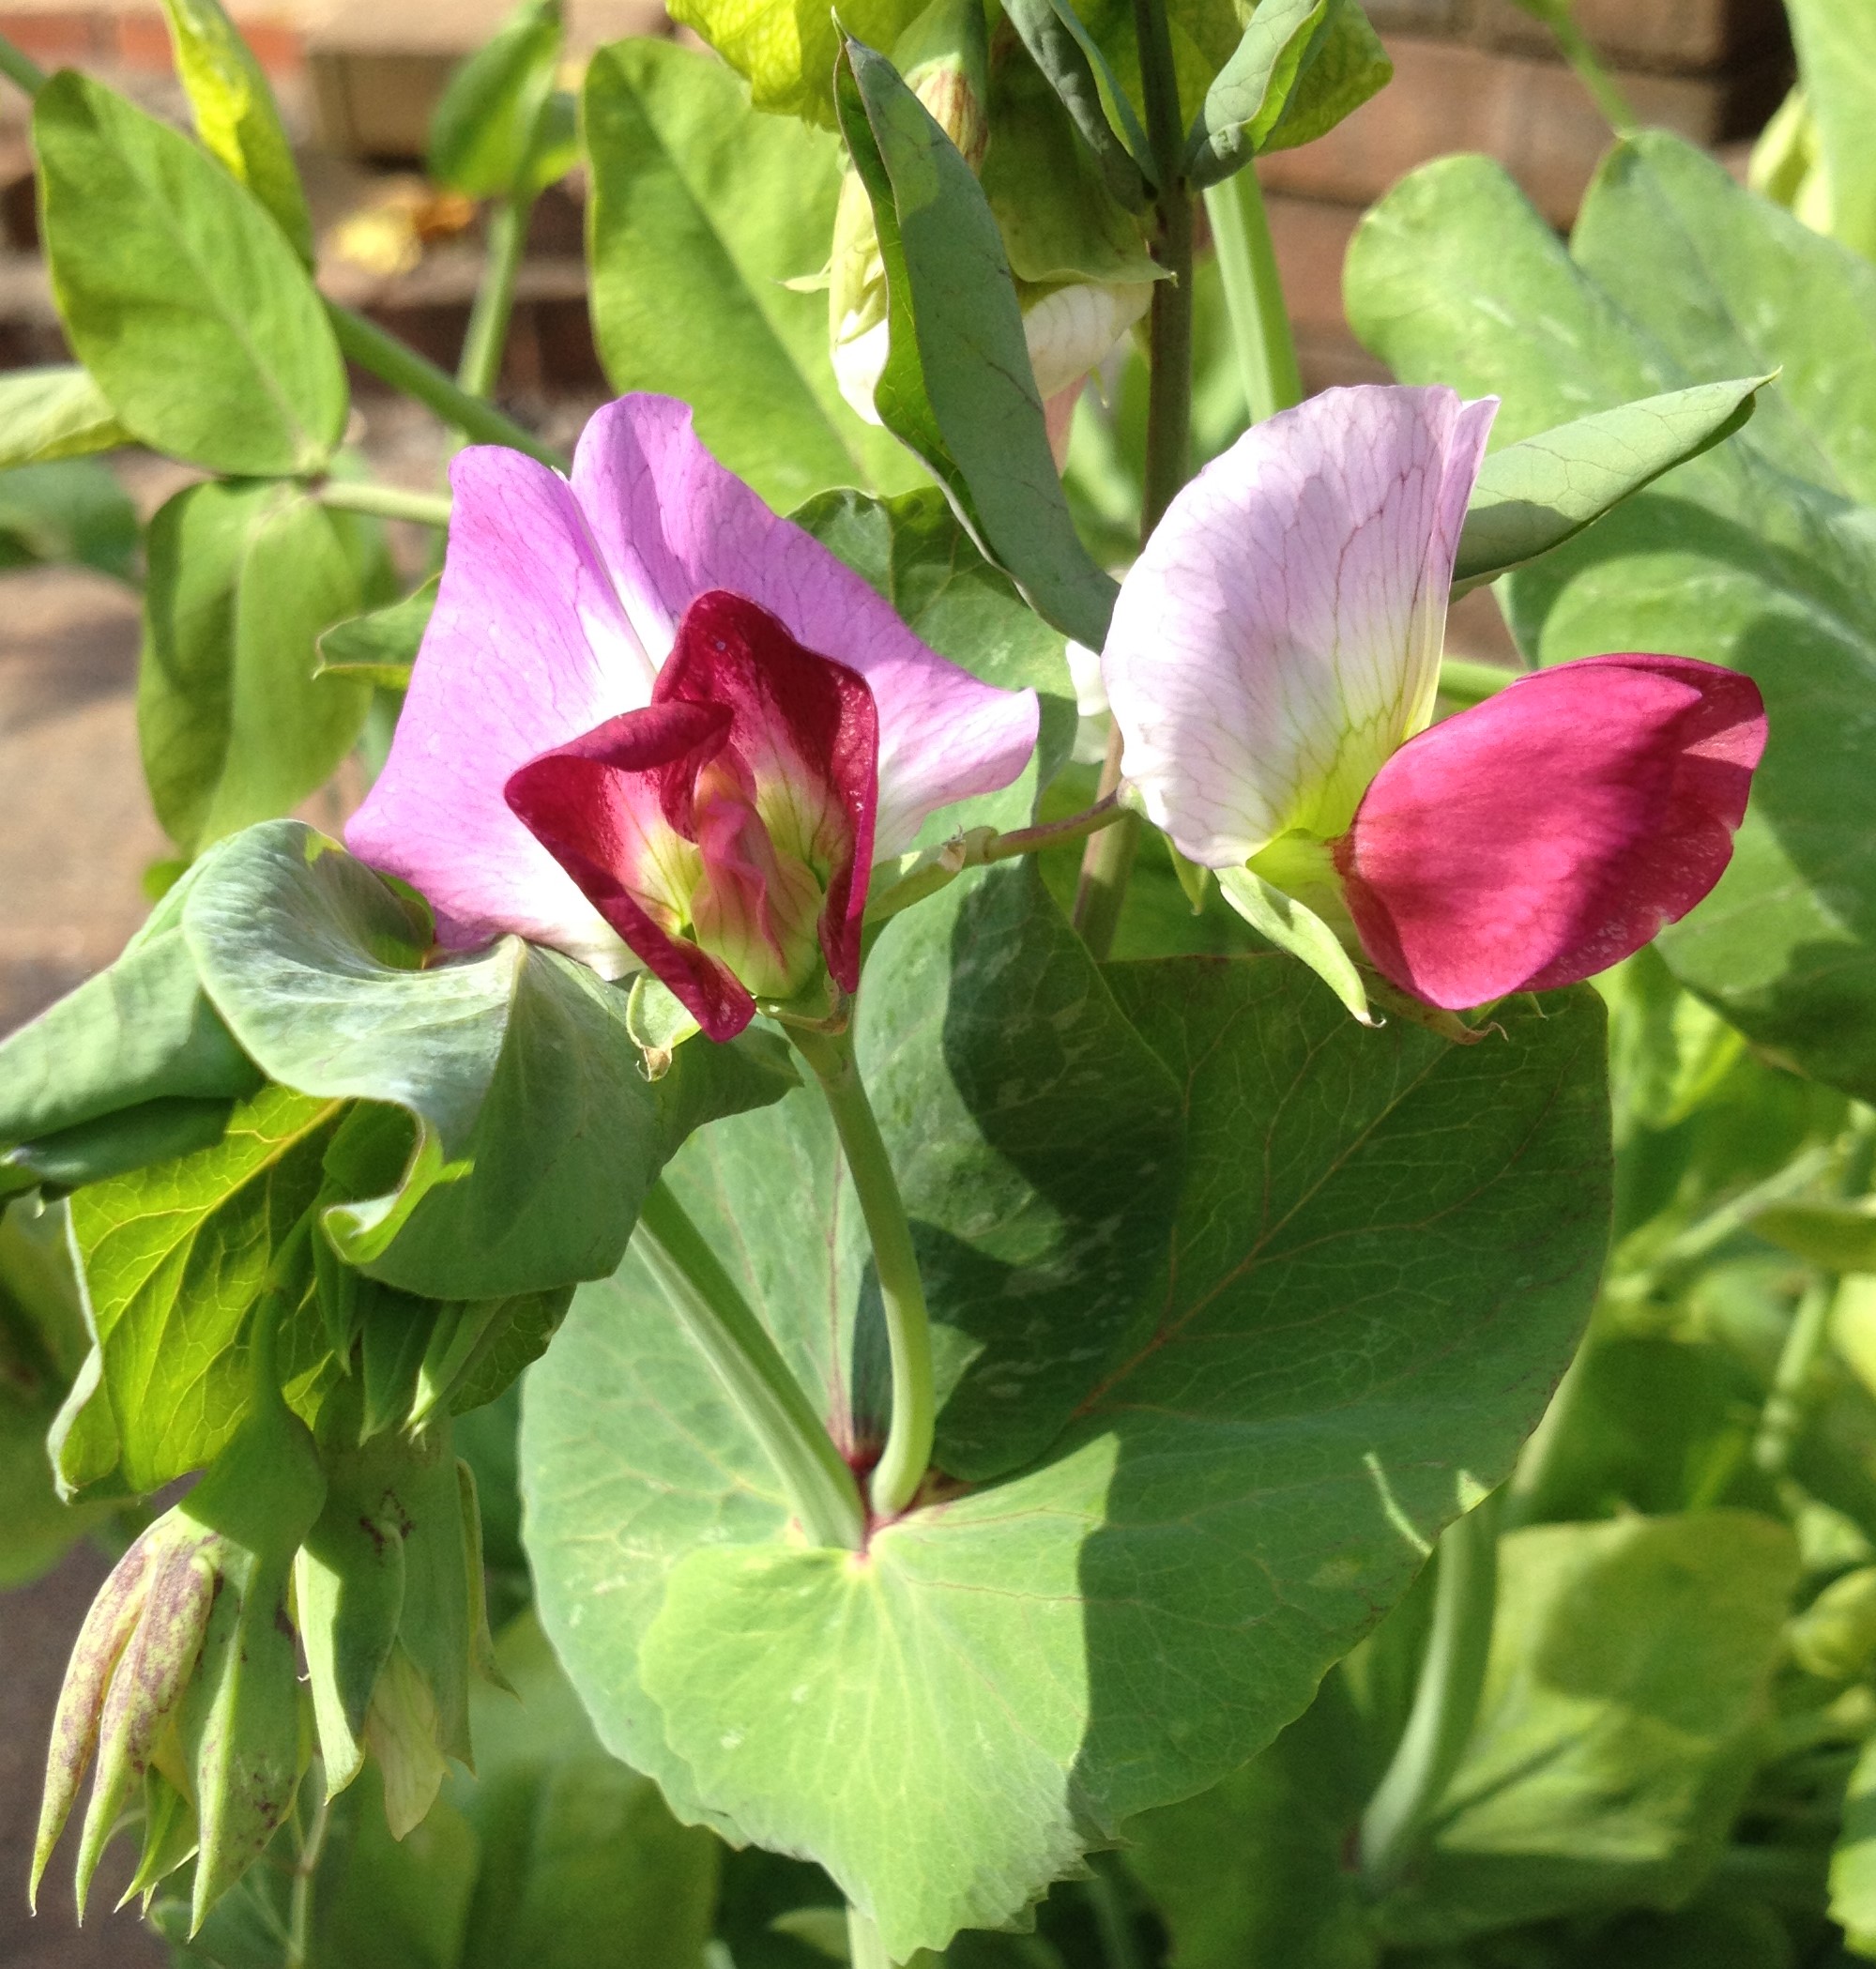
[344,448,657,970]
[570,395,1038,860]
[1339,654,1766,1009]
[1103,385,1498,867]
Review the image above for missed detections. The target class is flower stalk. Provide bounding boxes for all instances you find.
[456,192,534,403]
[0,28,46,94]
[790,1025,935,1519]
[1074,0,1195,959]
[637,1179,866,1550]
[1205,167,1303,424]
[316,481,453,528]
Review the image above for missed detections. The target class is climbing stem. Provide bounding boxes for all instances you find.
[455,193,534,402]
[790,1025,935,1519]
[0,28,46,93]
[1205,167,1303,424]
[1359,1488,1503,1894]
[285,1786,331,1969]
[315,480,452,527]
[1536,0,1637,132]
[638,1179,865,1550]
[325,301,566,467]
[1753,1276,1836,1481]
[1073,0,1195,960]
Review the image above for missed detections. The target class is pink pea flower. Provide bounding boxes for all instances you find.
[1101,384,1766,1014]
[346,394,1039,1039]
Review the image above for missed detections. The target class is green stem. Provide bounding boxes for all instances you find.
[285,1785,331,1969]
[1359,1488,1502,1895]
[638,1180,866,1549]
[1087,1854,1146,1969]
[1204,167,1302,424]
[0,28,47,93]
[1073,0,1194,961]
[846,1906,893,1969]
[455,193,534,402]
[1545,7,1638,135]
[1753,1276,1836,1480]
[325,301,566,467]
[1438,655,1519,707]
[316,481,452,527]
[791,1026,934,1519]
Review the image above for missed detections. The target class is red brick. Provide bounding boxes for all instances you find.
[1470,0,1788,75]
[0,9,106,65]
[112,9,173,69]
[1260,191,1363,342]
[1258,33,1786,224]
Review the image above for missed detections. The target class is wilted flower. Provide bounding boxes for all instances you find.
[1102,385,1767,1014]
[345,394,1037,1036]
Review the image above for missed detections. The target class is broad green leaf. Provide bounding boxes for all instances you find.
[35,72,345,475]
[584,40,918,511]
[524,960,1609,1953]
[664,0,923,124]
[1184,0,1332,186]
[182,822,797,1299]
[0,366,130,467]
[69,1080,343,1491]
[1380,1512,1798,1944]
[0,1201,114,1584]
[0,459,138,582]
[139,481,371,855]
[315,575,438,689]
[1786,0,1876,263]
[1345,136,1876,1101]
[1250,0,1389,157]
[981,47,1160,285]
[834,39,1120,649]
[791,484,1073,704]
[429,0,561,200]
[158,0,315,262]
[1125,1675,1379,1969]
[999,0,1150,204]
[1454,375,1771,590]
[0,855,258,1154]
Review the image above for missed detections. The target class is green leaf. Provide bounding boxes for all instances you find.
[1751,1197,1876,1272]
[1380,1512,1798,1943]
[35,71,346,475]
[981,47,1160,285]
[157,0,315,262]
[1250,0,1390,157]
[999,0,1150,204]
[181,821,797,1299]
[68,1080,343,1492]
[1184,0,1333,186]
[1345,135,1876,1101]
[1454,375,1771,590]
[1125,1674,1380,1969]
[429,0,561,200]
[665,0,924,125]
[584,39,919,511]
[833,38,1121,649]
[1833,1732,1876,1954]
[1785,0,1876,264]
[524,960,1609,1953]
[315,575,437,689]
[0,366,131,467]
[139,481,371,855]
[0,460,138,582]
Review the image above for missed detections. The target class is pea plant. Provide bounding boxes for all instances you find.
[3,0,1875,1961]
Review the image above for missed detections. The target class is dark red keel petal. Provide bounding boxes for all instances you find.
[1336,653,1766,1010]
[506,698,758,1039]
[662,591,878,994]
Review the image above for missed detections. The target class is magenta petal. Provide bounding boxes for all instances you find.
[1338,654,1767,1009]
[344,447,656,971]
[570,395,1038,858]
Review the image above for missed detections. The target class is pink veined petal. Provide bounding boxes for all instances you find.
[1337,654,1768,1010]
[570,394,1039,860]
[1102,384,1498,867]
[344,446,658,971]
